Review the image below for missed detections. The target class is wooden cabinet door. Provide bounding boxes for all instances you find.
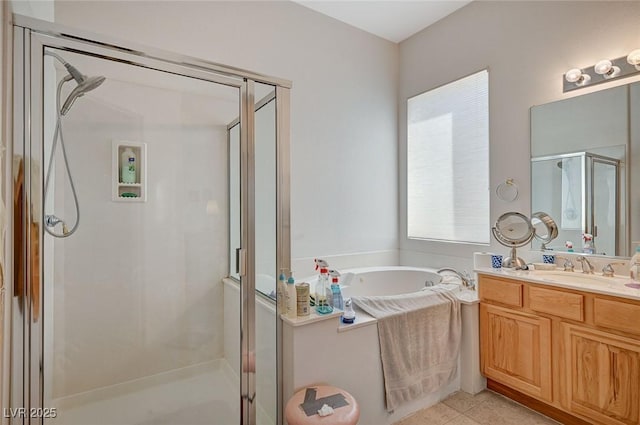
[563,323,640,425]
[480,303,552,401]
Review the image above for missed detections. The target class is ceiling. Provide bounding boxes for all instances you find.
[294,1,472,43]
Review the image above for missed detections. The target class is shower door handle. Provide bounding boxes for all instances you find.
[236,248,246,277]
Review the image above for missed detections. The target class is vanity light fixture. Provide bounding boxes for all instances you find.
[563,48,640,92]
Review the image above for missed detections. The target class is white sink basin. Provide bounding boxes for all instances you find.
[529,270,627,286]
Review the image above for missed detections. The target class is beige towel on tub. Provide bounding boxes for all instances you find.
[352,288,461,412]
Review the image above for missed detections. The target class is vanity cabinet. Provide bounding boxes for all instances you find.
[480,304,552,401]
[478,274,640,425]
[563,323,640,425]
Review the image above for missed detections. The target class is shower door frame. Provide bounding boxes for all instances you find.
[9,15,291,425]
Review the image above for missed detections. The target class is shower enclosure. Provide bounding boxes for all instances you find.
[8,16,290,425]
[531,152,621,255]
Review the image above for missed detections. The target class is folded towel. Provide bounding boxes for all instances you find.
[352,288,461,412]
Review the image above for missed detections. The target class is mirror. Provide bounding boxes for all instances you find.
[531,211,558,249]
[492,212,534,268]
[531,81,640,257]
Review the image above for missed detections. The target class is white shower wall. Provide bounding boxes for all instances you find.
[48,77,230,398]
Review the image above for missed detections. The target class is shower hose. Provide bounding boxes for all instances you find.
[43,75,81,238]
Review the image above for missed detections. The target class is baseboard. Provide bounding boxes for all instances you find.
[487,379,591,425]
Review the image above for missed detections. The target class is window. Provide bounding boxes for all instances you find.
[407,70,489,244]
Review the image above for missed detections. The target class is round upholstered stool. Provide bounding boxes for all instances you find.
[285,385,359,425]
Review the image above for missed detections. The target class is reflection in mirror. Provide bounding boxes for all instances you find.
[531,81,639,257]
[531,211,558,250]
[531,152,620,255]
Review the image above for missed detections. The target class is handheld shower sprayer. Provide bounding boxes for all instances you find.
[46,51,106,115]
[43,50,106,238]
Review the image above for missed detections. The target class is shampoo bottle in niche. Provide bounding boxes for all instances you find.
[630,242,640,281]
[286,273,297,319]
[121,147,136,184]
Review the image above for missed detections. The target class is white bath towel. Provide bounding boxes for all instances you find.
[352,288,461,412]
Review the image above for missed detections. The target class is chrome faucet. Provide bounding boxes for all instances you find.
[602,262,624,277]
[437,268,475,290]
[556,256,575,272]
[576,256,595,274]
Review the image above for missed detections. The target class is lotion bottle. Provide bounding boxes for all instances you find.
[286,273,297,319]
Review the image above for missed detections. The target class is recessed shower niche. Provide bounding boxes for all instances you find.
[112,140,147,201]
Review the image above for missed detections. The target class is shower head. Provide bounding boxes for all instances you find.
[45,51,106,115]
[60,75,106,116]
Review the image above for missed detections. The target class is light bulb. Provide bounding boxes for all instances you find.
[594,59,621,78]
[576,73,591,86]
[565,68,583,83]
[594,59,612,75]
[628,49,640,70]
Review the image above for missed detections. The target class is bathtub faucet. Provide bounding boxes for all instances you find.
[436,268,476,290]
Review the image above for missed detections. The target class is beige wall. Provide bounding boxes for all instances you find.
[55,0,400,263]
[399,1,640,270]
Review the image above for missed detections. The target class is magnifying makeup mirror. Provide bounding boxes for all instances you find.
[492,212,535,269]
[531,211,558,250]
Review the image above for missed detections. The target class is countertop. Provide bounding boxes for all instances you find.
[475,266,640,301]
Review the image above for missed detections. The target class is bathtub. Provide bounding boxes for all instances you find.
[337,266,454,298]
[283,266,483,425]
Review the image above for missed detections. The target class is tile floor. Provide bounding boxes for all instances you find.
[394,390,560,425]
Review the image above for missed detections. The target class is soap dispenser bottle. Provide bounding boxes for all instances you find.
[630,242,640,281]
[277,269,287,314]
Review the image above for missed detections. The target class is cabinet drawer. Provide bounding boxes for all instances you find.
[479,276,522,307]
[529,286,584,322]
[594,298,640,336]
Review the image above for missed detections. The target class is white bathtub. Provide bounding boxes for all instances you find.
[307,266,461,300]
[284,266,483,425]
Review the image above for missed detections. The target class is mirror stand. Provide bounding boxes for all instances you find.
[503,246,527,269]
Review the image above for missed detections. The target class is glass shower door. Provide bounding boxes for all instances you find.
[11,27,253,422]
[12,21,291,425]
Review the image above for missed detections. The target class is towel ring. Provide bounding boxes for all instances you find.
[496,179,519,202]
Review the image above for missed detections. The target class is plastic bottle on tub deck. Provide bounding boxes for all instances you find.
[315,268,333,315]
[286,272,297,319]
[342,298,356,324]
[329,270,343,310]
[277,269,287,314]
